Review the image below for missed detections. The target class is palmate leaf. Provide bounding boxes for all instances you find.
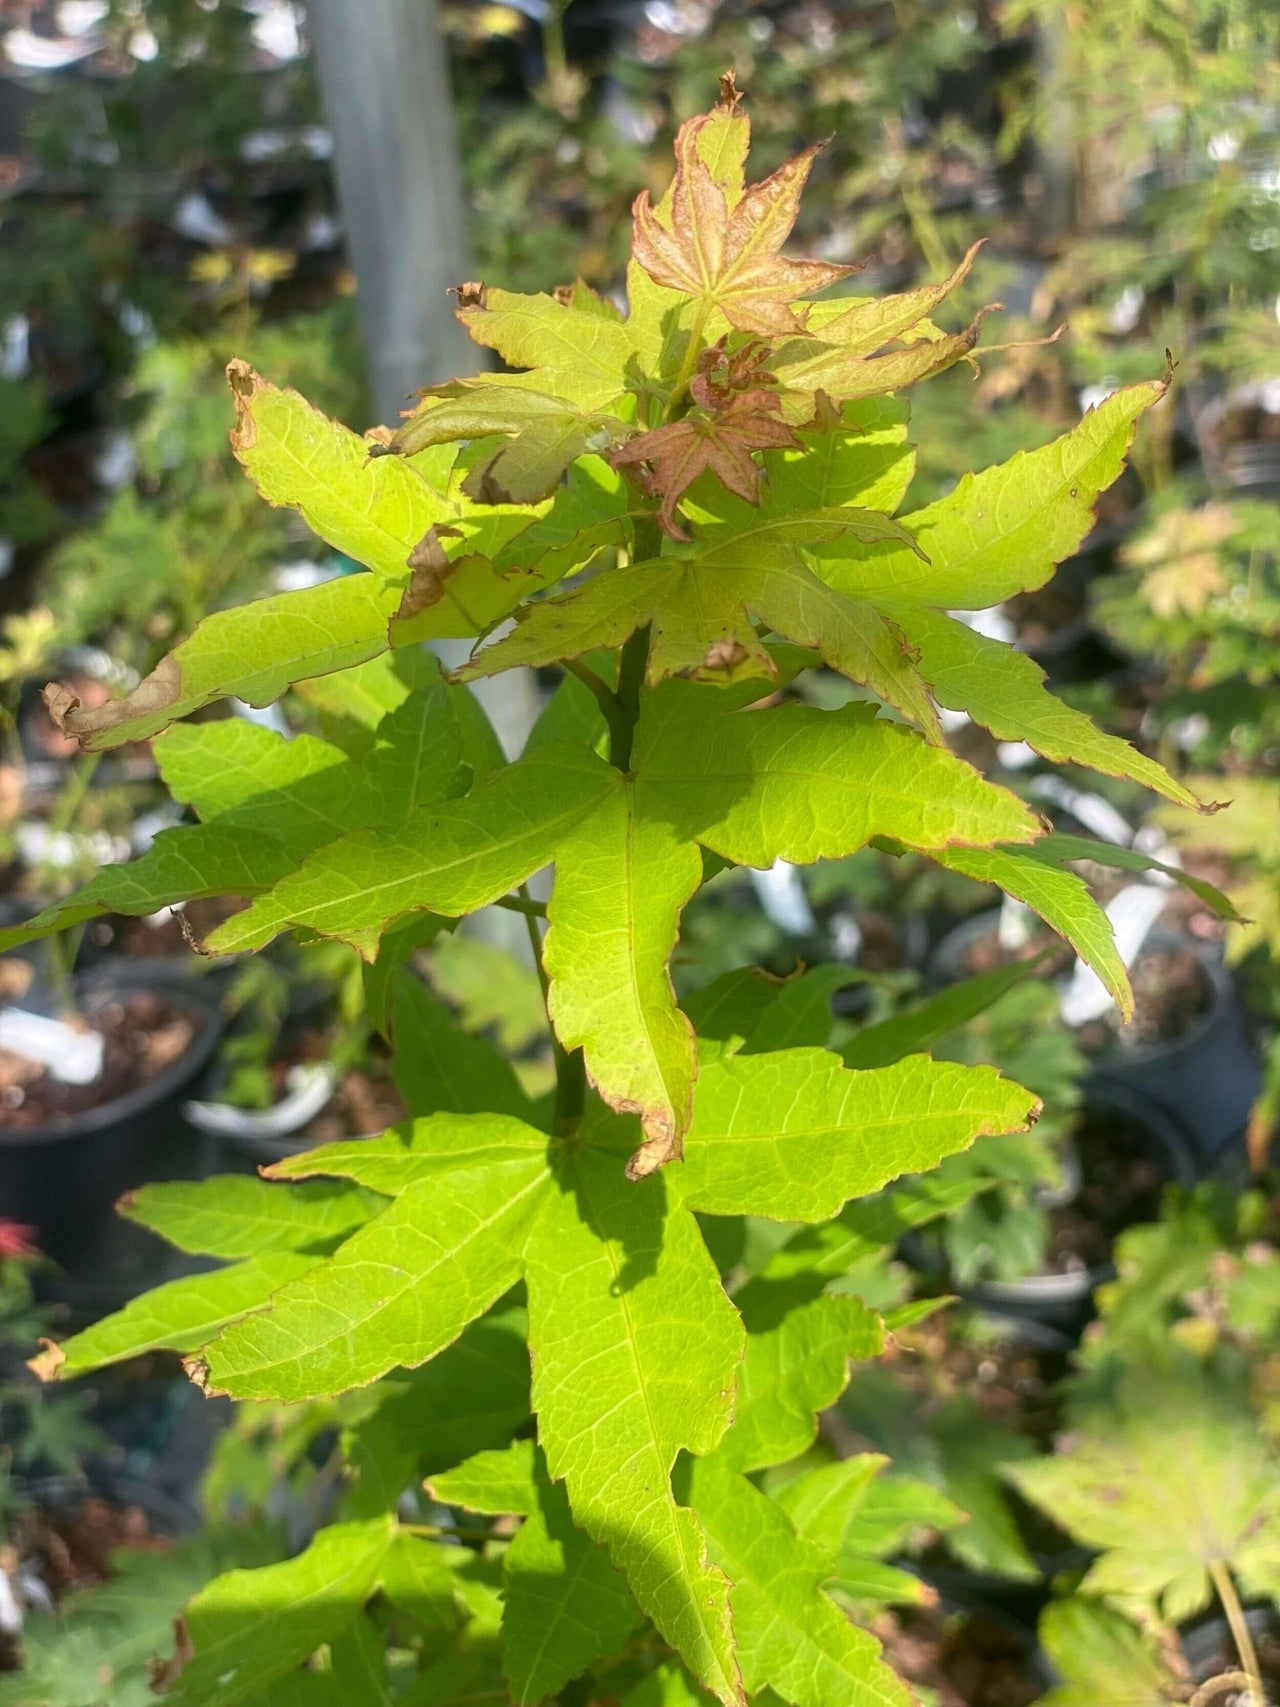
[453,285,637,412]
[613,389,800,542]
[462,512,939,734]
[430,1441,641,1706]
[1035,1598,1181,1707]
[1008,1360,1280,1623]
[631,108,855,337]
[206,689,1036,1170]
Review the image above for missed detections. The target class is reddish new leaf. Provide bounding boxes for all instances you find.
[612,391,800,541]
[632,113,856,336]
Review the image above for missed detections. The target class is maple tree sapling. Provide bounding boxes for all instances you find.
[0,78,1238,1706]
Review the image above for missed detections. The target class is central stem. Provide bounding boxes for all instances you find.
[1209,1558,1266,1707]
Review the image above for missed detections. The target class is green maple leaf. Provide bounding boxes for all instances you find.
[681,1455,913,1707]
[162,1518,457,1707]
[1035,1599,1181,1707]
[716,1282,885,1473]
[0,666,475,952]
[430,1437,641,1702]
[390,381,631,504]
[462,511,942,735]
[119,1175,382,1260]
[452,284,637,412]
[40,1014,1031,1702]
[42,573,403,750]
[1008,1359,1280,1624]
[630,106,854,339]
[201,687,1036,1170]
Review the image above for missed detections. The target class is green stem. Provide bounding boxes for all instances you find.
[610,621,652,774]
[494,894,547,919]
[47,750,103,841]
[1209,1559,1266,1707]
[665,303,712,419]
[519,884,585,1137]
[563,658,627,754]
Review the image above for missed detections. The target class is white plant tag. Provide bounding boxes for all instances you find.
[1059,883,1169,1027]
[749,861,817,937]
[0,1009,104,1085]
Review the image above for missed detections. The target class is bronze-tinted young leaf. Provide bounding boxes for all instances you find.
[612,390,800,541]
[632,112,855,336]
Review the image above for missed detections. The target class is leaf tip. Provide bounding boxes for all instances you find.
[28,1337,65,1383]
[449,280,489,311]
[42,681,82,740]
[182,1353,216,1395]
[716,69,744,111]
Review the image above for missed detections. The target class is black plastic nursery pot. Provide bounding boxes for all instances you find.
[1084,946,1261,1180]
[931,912,1261,1176]
[0,961,224,1296]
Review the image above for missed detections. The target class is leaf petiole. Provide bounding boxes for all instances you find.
[1208,1558,1266,1707]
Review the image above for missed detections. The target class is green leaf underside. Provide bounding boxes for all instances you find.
[261,1111,551,1195]
[228,362,446,579]
[524,1146,745,1705]
[46,574,401,750]
[169,1518,397,1707]
[885,602,1198,809]
[926,842,1133,1017]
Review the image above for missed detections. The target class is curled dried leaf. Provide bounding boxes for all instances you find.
[450,281,488,309]
[28,1337,66,1383]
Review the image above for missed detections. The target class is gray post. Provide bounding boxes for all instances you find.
[307,0,541,952]
[307,0,477,424]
